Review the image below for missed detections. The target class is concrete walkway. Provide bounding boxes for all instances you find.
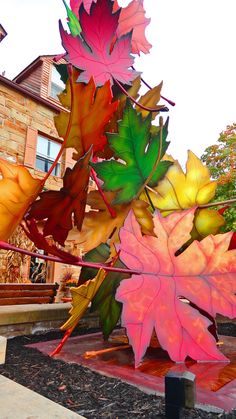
[0,375,85,419]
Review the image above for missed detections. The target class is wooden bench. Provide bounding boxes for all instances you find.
[0,283,59,305]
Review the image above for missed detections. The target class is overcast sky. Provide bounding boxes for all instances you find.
[1,0,236,165]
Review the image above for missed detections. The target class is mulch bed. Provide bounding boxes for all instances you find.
[1,323,236,418]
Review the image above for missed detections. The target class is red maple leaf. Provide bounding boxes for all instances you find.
[116,209,236,366]
[60,0,140,86]
[23,219,79,263]
[28,148,92,246]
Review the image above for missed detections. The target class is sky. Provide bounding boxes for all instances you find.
[1,0,236,165]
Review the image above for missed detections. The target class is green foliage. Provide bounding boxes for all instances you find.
[201,124,236,232]
[201,124,236,179]
[214,184,236,232]
[91,100,172,204]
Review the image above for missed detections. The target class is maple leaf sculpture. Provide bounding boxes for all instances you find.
[60,0,140,86]
[71,189,154,253]
[2,0,236,370]
[63,0,82,37]
[28,148,92,246]
[63,243,130,337]
[104,78,165,156]
[80,244,129,334]
[148,151,218,213]
[70,0,151,55]
[113,0,152,55]
[116,209,236,366]
[0,159,41,241]
[145,151,225,240]
[54,67,118,159]
[91,101,172,204]
[61,268,107,330]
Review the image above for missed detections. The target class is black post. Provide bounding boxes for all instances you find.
[165,371,196,419]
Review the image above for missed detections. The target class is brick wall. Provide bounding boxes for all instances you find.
[0,81,66,189]
[0,79,75,284]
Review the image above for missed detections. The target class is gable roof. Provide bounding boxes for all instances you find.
[13,55,64,83]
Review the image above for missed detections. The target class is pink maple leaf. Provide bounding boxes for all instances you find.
[70,0,151,55]
[113,0,151,55]
[61,0,140,86]
[116,209,236,366]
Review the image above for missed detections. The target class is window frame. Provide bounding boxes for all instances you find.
[35,134,61,177]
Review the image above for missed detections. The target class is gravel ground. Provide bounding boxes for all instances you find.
[0,324,236,418]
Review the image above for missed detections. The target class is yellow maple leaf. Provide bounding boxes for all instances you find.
[135,81,164,119]
[61,269,106,330]
[69,190,154,254]
[144,151,225,238]
[192,208,225,239]
[0,159,42,241]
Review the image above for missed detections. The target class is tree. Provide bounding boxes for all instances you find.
[201,124,236,231]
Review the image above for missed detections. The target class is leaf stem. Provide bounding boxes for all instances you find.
[144,187,155,212]
[199,198,236,209]
[0,241,141,275]
[113,78,169,113]
[1,240,235,276]
[43,64,74,183]
[91,167,117,218]
[131,66,176,107]
[50,326,76,357]
[136,116,163,198]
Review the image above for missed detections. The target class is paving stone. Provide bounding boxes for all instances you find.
[0,375,85,419]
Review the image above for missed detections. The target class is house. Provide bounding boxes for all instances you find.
[0,55,78,284]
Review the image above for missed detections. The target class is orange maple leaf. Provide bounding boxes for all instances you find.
[0,159,41,241]
[54,68,118,160]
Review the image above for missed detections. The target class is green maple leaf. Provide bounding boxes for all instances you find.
[79,244,129,339]
[63,0,82,37]
[91,100,172,204]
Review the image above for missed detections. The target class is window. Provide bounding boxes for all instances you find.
[36,135,61,176]
[50,66,65,99]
